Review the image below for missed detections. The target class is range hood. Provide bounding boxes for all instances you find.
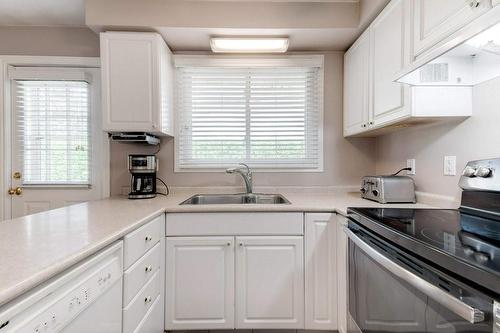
[110,132,160,145]
[396,7,500,86]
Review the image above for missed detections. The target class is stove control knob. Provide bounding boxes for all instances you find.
[372,190,379,197]
[462,166,476,177]
[360,188,366,194]
[474,251,490,263]
[474,166,492,178]
[462,246,474,256]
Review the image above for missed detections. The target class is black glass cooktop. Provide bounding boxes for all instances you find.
[347,207,500,296]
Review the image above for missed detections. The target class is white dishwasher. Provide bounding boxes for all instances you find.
[0,241,123,333]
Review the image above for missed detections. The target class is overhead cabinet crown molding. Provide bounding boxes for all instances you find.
[100,31,174,136]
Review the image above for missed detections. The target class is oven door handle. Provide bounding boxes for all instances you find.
[345,228,485,324]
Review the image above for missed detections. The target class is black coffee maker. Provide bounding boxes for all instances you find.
[128,155,157,199]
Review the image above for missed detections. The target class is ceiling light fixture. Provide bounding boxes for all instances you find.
[210,37,289,53]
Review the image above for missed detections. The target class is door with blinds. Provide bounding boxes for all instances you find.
[7,67,107,218]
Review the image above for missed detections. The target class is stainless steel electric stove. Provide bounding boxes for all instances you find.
[346,158,500,333]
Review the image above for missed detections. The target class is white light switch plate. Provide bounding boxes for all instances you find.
[444,156,457,176]
[407,159,416,175]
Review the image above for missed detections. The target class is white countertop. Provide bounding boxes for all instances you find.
[0,190,434,307]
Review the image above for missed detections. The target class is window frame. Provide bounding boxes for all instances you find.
[173,55,324,173]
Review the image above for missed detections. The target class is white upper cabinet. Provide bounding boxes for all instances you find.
[343,0,475,137]
[235,236,304,329]
[100,32,174,136]
[343,30,370,136]
[412,0,492,60]
[370,0,410,126]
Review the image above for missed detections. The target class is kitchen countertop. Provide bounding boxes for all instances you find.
[0,190,433,308]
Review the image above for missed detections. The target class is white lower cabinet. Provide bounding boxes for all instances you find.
[163,212,344,331]
[122,214,165,333]
[133,294,164,333]
[335,214,349,333]
[304,213,337,330]
[236,236,304,329]
[164,235,305,330]
[165,237,235,330]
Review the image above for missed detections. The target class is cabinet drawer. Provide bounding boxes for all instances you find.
[132,294,163,333]
[123,241,161,306]
[123,270,161,333]
[124,214,164,269]
[166,212,303,236]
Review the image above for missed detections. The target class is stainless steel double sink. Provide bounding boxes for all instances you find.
[180,193,290,205]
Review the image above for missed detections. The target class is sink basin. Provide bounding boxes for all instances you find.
[179,193,291,205]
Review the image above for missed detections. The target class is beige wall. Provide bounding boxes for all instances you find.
[86,0,359,30]
[0,26,99,57]
[375,77,500,201]
[110,51,377,195]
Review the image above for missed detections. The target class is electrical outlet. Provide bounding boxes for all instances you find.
[444,156,457,176]
[407,159,416,175]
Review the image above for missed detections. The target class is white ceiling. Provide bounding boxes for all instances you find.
[0,0,85,26]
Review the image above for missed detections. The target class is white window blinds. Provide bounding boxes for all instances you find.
[175,59,323,170]
[13,79,91,185]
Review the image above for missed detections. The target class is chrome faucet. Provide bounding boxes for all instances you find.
[226,163,253,194]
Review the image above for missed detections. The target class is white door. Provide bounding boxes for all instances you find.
[370,0,410,127]
[304,213,337,330]
[7,67,108,218]
[343,30,370,136]
[165,237,235,330]
[412,0,491,59]
[235,236,304,329]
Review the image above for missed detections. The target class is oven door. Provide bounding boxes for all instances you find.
[346,222,494,333]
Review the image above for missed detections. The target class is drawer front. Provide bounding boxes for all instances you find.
[166,212,304,236]
[123,241,161,306]
[133,295,163,333]
[123,270,161,333]
[124,214,164,269]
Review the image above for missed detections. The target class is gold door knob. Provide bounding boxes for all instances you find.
[8,187,22,195]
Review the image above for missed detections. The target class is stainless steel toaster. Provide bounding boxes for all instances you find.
[361,175,416,203]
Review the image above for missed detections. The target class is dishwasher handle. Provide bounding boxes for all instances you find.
[345,227,485,324]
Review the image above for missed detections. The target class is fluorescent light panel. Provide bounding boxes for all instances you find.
[210,37,289,53]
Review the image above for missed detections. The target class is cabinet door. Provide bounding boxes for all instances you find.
[412,0,491,58]
[101,32,160,133]
[305,213,337,330]
[335,215,349,333]
[344,30,370,137]
[370,0,411,127]
[235,236,304,329]
[165,237,235,330]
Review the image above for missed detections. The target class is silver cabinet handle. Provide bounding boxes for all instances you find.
[344,227,485,324]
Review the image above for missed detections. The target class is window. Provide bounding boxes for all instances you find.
[11,69,91,185]
[175,56,324,171]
